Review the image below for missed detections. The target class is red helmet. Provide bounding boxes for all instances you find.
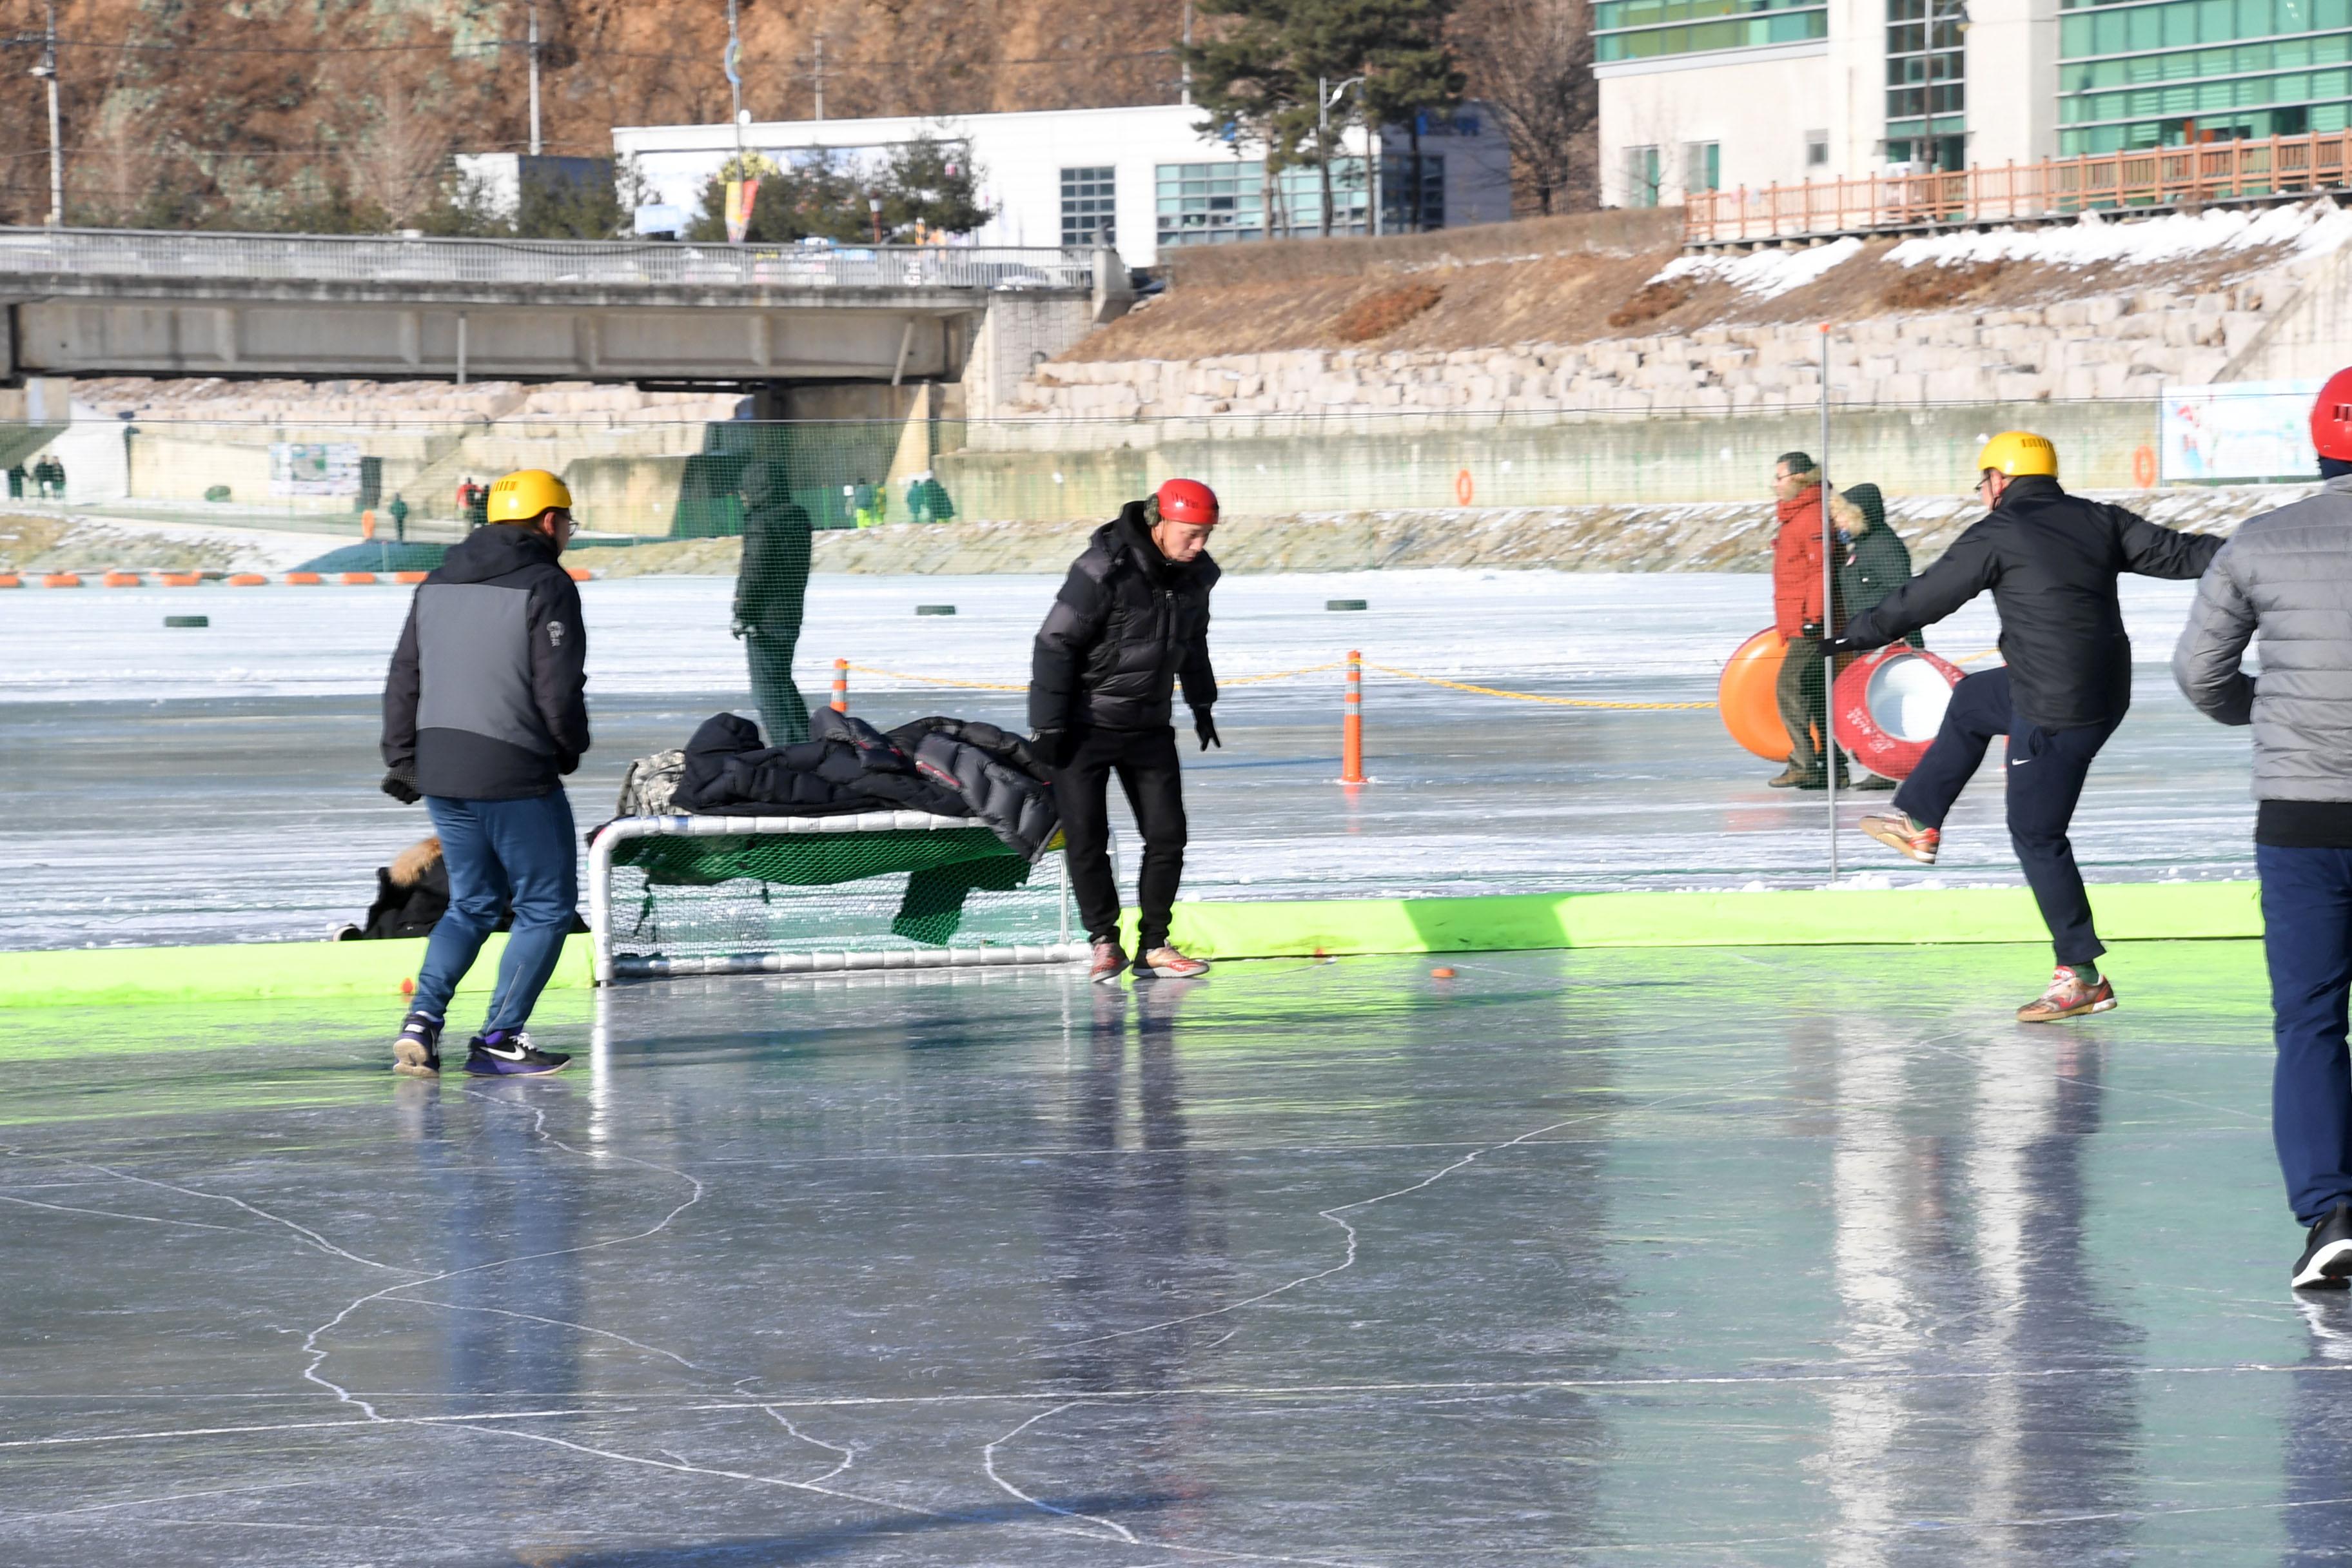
[2316,368,2352,462]
[1155,477,1219,526]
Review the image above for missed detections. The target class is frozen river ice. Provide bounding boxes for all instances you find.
[0,570,2257,948]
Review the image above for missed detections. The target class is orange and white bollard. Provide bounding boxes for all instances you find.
[1340,649,1366,785]
[831,656,849,713]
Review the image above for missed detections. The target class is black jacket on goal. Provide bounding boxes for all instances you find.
[1030,502,1219,732]
[382,524,591,799]
[1841,475,2221,730]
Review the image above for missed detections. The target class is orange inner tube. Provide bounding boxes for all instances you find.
[1719,628,1794,762]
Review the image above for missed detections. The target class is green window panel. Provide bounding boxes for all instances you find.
[1592,3,1825,60]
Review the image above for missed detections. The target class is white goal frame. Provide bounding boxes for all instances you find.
[587,812,1084,983]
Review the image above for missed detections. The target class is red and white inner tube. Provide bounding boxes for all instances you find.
[1832,645,1966,780]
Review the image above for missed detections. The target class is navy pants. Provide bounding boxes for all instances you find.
[413,790,578,1034]
[1892,666,2119,967]
[2258,844,2352,1226]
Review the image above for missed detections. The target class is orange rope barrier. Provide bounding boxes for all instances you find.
[1363,663,1716,712]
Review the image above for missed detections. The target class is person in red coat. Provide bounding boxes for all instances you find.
[1769,451,1844,789]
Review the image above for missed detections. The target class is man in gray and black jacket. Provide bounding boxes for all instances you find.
[2174,369,2352,1290]
[380,467,589,1078]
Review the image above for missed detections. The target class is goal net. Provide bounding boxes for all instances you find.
[589,812,1084,981]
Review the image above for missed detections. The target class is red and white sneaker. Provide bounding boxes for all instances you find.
[1088,939,1128,985]
[2016,966,2117,1023]
[1133,946,1210,980]
[1859,812,1940,865]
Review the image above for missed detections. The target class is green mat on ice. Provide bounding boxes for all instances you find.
[0,880,2264,1008]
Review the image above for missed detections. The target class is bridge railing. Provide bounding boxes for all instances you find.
[0,226,1098,291]
[1684,128,2352,244]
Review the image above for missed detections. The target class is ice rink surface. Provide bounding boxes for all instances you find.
[0,571,2257,948]
[0,943,2335,1565]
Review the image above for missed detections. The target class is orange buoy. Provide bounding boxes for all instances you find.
[1430,966,1457,979]
[159,572,202,587]
[339,571,377,585]
[395,570,428,583]
[41,573,82,588]
[567,567,593,582]
[1718,628,1794,762]
[1833,645,1965,780]
[0,573,21,588]
[226,573,269,587]
[102,571,142,587]
[284,571,324,585]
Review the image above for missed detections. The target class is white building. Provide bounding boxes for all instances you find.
[611,102,1514,270]
[1597,0,2351,210]
[1596,0,2060,208]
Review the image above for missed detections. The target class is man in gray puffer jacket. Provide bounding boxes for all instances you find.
[2173,368,2352,1291]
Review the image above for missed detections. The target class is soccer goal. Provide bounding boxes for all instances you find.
[588,812,1086,982]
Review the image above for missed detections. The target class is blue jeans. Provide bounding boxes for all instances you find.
[412,791,578,1035]
[2259,843,2352,1225]
[1892,666,2121,967]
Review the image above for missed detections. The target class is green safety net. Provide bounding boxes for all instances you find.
[608,826,1044,950]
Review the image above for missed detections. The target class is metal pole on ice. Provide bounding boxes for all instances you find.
[1820,322,1837,885]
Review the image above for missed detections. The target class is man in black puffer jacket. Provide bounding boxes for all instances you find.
[1829,432,2221,1023]
[1031,478,1222,984]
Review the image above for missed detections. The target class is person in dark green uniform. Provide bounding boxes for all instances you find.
[733,460,814,744]
[1836,484,1919,645]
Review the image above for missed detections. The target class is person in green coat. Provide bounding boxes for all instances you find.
[1833,482,1920,791]
[732,460,814,744]
[1835,484,1923,647]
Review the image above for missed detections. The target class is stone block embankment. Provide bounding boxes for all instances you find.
[1009,279,2286,421]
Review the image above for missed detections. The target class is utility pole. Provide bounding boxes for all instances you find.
[725,0,744,159]
[37,0,63,226]
[812,31,825,121]
[527,0,542,157]
[1180,0,1192,106]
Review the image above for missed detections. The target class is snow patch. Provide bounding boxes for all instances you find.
[1652,236,1865,300]
[1886,198,2352,271]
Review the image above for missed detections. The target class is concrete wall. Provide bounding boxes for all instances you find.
[963,293,1098,418]
[936,397,2164,520]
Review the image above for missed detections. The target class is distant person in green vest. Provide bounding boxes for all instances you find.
[733,460,814,744]
[5,463,23,500]
[851,477,882,529]
[1832,481,1917,792]
[466,479,490,531]
[388,492,410,543]
[906,469,954,524]
[35,455,65,500]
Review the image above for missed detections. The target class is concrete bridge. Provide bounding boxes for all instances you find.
[0,228,1122,386]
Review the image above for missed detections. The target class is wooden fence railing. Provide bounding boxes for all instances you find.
[1683,131,2352,244]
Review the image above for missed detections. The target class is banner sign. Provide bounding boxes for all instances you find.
[268,442,361,497]
[2161,379,2321,482]
[724,178,760,245]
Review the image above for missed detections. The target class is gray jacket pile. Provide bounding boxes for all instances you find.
[2172,476,2352,800]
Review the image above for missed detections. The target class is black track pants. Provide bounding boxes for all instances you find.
[1892,665,2121,967]
[744,625,809,746]
[1056,725,1187,950]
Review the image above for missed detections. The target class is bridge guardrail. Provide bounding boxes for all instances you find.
[0,226,1097,291]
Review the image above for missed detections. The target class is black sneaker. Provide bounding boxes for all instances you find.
[2293,1202,2352,1290]
[462,1029,571,1077]
[393,1013,442,1077]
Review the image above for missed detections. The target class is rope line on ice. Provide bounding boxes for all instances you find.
[841,658,1714,711]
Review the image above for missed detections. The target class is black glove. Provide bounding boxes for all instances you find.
[730,619,748,640]
[1194,709,1220,751]
[380,770,421,805]
[1030,728,1075,769]
[1821,636,1861,659]
[1800,622,1825,642]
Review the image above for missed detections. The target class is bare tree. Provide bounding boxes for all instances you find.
[340,86,451,228]
[1453,0,1596,215]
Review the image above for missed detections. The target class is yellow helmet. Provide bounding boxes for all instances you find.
[1975,431,2059,479]
[485,469,572,525]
